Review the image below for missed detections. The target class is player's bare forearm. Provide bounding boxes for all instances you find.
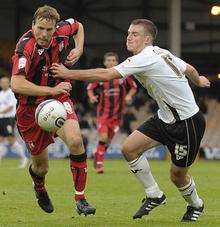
[87,90,95,99]
[11,75,54,96]
[51,63,122,82]
[185,64,200,86]
[74,22,84,54]
[67,68,112,81]
[185,64,210,87]
[88,89,98,103]
[65,23,84,66]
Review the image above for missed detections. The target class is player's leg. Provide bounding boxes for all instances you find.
[94,130,109,173]
[0,136,7,162]
[93,119,109,173]
[170,164,203,222]
[168,111,205,221]
[16,105,54,213]
[29,148,54,213]
[122,130,166,219]
[95,122,120,173]
[8,136,28,168]
[56,119,96,216]
[0,118,9,162]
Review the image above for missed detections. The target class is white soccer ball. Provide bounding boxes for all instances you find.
[35,99,67,132]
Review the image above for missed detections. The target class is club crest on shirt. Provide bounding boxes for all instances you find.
[38,49,44,55]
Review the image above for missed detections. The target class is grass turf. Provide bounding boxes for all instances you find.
[0,159,219,227]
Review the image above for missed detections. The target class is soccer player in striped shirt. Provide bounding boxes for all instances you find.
[87,52,137,173]
[11,5,95,216]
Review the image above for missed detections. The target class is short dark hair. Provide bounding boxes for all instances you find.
[33,5,60,24]
[103,52,119,62]
[131,19,158,41]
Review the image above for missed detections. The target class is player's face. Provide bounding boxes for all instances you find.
[126,24,151,54]
[0,77,10,91]
[103,56,118,68]
[32,18,56,47]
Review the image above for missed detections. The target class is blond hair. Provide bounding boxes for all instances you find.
[33,5,60,24]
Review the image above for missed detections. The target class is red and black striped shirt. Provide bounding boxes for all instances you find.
[87,78,137,121]
[12,18,79,106]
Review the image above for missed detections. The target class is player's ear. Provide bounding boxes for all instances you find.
[145,35,152,45]
[32,20,35,29]
[32,19,35,26]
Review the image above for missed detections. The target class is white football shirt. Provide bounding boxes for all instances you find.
[114,45,199,123]
[0,88,17,118]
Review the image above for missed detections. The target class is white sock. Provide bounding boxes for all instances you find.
[0,142,7,160]
[178,177,203,208]
[128,154,163,198]
[11,141,26,159]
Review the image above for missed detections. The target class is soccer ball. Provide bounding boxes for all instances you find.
[35,99,67,132]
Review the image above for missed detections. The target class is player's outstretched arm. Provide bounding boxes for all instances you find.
[11,75,72,96]
[51,63,122,82]
[185,64,210,88]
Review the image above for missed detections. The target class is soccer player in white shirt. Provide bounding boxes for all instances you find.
[0,76,28,168]
[51,19,210,222]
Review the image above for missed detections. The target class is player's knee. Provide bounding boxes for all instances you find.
[33,165,48,177]
[99,134,108,143]
[170,169,185,185]
[100,137,108,144]
[67,136,83,151]
[121,143,130,156]
[121,142,136,161]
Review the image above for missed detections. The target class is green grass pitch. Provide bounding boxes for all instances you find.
[0,159,219,227]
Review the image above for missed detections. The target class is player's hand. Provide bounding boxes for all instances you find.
[64,48,83,66]
[125,94,132,104]
[51,82,72,95]
[89,95,98,103]
[198,76,210,88]
[51,63,70,79]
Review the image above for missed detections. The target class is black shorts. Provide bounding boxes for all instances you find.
[137,111,205,167]
[0,118,16,137]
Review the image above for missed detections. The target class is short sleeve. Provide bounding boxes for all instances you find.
[12,55,31,76]
[171,54,187,73]
[11,36,33,76]
[56,18,79,37]
[114,52,155,78]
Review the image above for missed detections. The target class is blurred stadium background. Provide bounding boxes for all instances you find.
[0,0,220,159]
[0,0,220,226]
